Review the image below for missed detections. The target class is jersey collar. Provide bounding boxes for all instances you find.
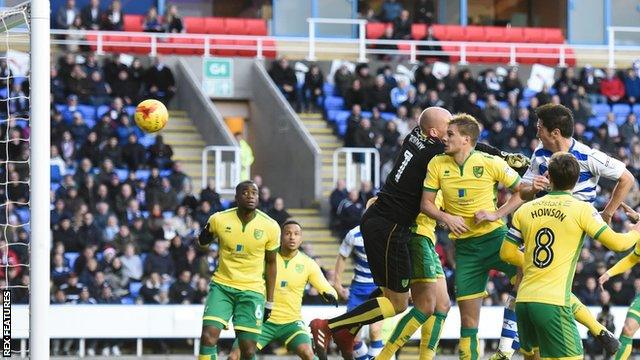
[547,190,572,196]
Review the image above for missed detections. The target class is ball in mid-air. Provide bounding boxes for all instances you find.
[135,99,168,133]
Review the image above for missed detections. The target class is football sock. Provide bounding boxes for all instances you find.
[571,294,606,336]
[378,307,430,360]
[369,339,384,357]
[328,297,396,331]
[615,335,633,360]
[419,311,447,360]
[460,328,480,360]
[354,341,369,360]
[198,345,217,360]
[498,295,520,353]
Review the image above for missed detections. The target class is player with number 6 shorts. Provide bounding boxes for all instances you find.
[500,152,640,360]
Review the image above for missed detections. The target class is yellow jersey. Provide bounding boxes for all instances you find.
[269,251,337,324]
[206,208,280,294]
[508,192,609,306]
[423,151,520,239]
[413,191,443,243]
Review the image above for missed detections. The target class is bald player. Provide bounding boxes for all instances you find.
[310,108,530,359]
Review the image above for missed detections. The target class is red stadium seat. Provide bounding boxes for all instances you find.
[515,47,537,64]
[123,14,143,32]
[543,28,564,43]
[442,45,460,62]
[156,38,175,54]
[484,45,510,63]
[204,17,225,34]
[484,27,507,43]
[236,39,257,57]
[262,39,277,58]
[465,26,485,42]
[110,34,132,53]
[224,18,246,35]
[504,27,524,42]
[184,17,205,34]
[171,37,195,55]
[430,25,447,39]
[445,26,465,41]
[465,45,481,63]
[129,36,151,54]
[565,48,576,66]
[86,34,97,51]
[191,38,205,55]
[366,23,389,39]
[523,28,545,43]
[536,47,559,65]
[412,24,427,40]
[245,19,268,35]
[211,39,237,56]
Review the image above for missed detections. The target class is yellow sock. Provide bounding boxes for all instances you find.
[571,294,605,335]
[329,297,396,331]
[419,312,447,360]
[459,328,479,360]
[377,308,429,360]
[615,336,633,360]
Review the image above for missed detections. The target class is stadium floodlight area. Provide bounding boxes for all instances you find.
[0,0,49,359]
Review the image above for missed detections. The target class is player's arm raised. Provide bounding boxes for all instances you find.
[601,169,635,223]
[600,242,640,288]
[587,149,635,223]
[584,204,640,252]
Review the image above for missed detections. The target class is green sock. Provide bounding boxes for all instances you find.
[460,328,479,360]
[198,345,217,360]
[377,307,430,360]
[615,335,633,360]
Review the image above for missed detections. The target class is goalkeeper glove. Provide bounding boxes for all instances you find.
[501,151,531,176]
[321,293,339,307]
[263,301,273,322]
[198,222,212,246]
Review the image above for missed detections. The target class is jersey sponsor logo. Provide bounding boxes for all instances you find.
[236,244,244,252]
[295,264,304,273]
[254,229,264,240]
[280,280,287,288]
[458,189,466,198]
[473,166,484,178]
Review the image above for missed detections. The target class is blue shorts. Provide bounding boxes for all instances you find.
[347,281,378,311]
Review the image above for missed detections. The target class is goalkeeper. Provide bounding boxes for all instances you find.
[229,220,338,360]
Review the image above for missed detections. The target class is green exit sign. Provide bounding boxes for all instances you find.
[203,57,234,98]
[204,58,232,79]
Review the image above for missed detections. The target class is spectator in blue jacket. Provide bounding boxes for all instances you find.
[625,68,640,104]
[380,0,403,22]
[390,77,415,109]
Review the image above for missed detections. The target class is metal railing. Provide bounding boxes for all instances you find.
[607,26,640,68]
[333,147,380,191]
[201,145,241,195]
[307,17,367,62]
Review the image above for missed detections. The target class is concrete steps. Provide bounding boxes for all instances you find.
[162,112,207,190]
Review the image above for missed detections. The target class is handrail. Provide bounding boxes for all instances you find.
[201,146,241,194]
[333,147,380,191]
[307,17,367,62]
[607,26,640,68]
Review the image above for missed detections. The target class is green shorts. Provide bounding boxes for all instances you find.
[454,226,517,300]
[232,320,311,352]
[409,234,444,283]
[626,294,640,323]
[202,281,265,336]
[516,302,583,360]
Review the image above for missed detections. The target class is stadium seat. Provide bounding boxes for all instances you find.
[335,110,350,124]
[523,28,545,43]
[64,252,80,269]
[184,17,205,34]
[135,169,151,181]
[441,45,460,62]
[129,282,143,298]
[484,27,507,42]
[245,19,268,35]
[592,103,611,116]
[326,109,339,123]
[323,83,335,96]
[162,211,173,219]
[430,25,447,39]
[515,47,537,64]
[504,27,525,42]
[465,26,485,42]
[211,39,237,56]
[583,131,594,141]
[156,38,175,55]
[261,39,277,58]
[15,207,29,223]
[77,105,96,121]
[543,28,564,43]
[97,105,109,118]
[523,88,537,100]
[616,115,627,126]
[366,23,389,39]
[123,15,144,32]
[465,45,481,63]
[129,36,151,54]
[51,183,61,193]
[204,17,225,34]
[483,46,509,63]
[411,24,427,40]
[476,99,486,109]
[612,103,631,116]
[325,96,345,110]
[160,170,172,177]
[380,112,395,121]
[140,253,148,264]
[633,104,640,116]
[445,26,465,41]
[105,34,132,53]
[121,297,135,305]
[126,106,136,117]
[536,48,559,65]
[170,37,196,55]
[220,198,232,209]
[51,164,62,183]
[236,39,257,57]
[224,18,246,35]
[86,34,97,51]
[115,169,129,181]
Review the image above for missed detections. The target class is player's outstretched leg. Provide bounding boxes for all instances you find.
[615,300,640,360]
[418,277,451,360]
[571,293,620,355]
[489,294,519,360]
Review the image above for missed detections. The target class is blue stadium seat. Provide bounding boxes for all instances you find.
[220,198,231,209]
[96,252,103,262]
[592,103,611,116]
[476,100,486,109]
[139,135,156,148]
[325,96,344,110]
[51,165,62,183]
[126,106,136,117]
[498,101,508,109]
[115,168,129,181]
[13,77,26,86]
[129,282,143,298]
[140,253,148,264]
[96,105,110,118]
[50,183,61,193]
[633,104,640,115]
[587,116,604,128]
[64,252,80,269]
[141,211,150,218]
[323,83,335,96]
[78,105,96,121]
[160,170,171,177]
[337,123,347,137]
[84,118,96,128]
[0,88,7,99]
[335,111,350,124]
[616,115,627,126]
[326,109,340,123]
[15,208,29,223]
[523,88,537,100]
[612,103,631,116]
[361,111,372,118]
[380,112,395,121]
[162,211,173,219]
[120,297,135,304]
[54,104,65,113]
[518,99,530,109]
[135,169,151,181]
[583,131,594,141]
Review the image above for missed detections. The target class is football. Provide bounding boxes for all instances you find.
[135,99,169,133]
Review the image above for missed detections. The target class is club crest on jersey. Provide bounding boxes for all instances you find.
[473,166,484,178]
[295,264,304,273]
[401,279,409,288]
[254,229,264,239]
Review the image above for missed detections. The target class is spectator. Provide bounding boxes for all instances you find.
[333,63,355,97]
[70,113,91,145]
[355,64,375,92]
[52,253,72,287]
[122,133,146,171]
[88,71,111,106]
[80,0,101,30]
[267,197,290,225]
[120,243,143,282]
[143,7,163,33]
[369,75,392,112]
[193,277,209,304]
[156,178,179,211]
[259,186,274,211]
[59,272,83,303]
[344,79,366,110]
[336,190,363,237]
[390,77,414,109]
[600,68,625,104]
[554,67,579,94]
[605,112,620,139]
[101,0,123,31]
[535,84,552,105]
[169,270,194,304]
[393,10,412,39]
[234,133,254,181]
[570,97,591,127]
[78,132,101,166]
[53,216,81,252]
[148,135,173,169]
[102,136,122,167]
[578,277,602,305]
[380,0,403,22]
[97,284,121,304]
[353,118,377,149]
[624,68,640,104]
[199,178,223,214]
[78,213,103,249]
[56,0,79,29]
[140,272,162,304]
[110,69,138,105]
[580,65,605,103]
[197,243,219,279]
[502,68,523,98]
[329,179,348,231]
[144,58,176,104]
[482,94,501,128]
[144,240,175,279]
[50,145,67,179]
[620,113,640,145]
[414,0,435,25]
[303,64,324,112]
[164,4,184,33]
[268,57,297,110]
[376,26,398,61]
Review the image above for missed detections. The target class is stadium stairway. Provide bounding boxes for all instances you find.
[162,109,208,190]
[297,113,355,286]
